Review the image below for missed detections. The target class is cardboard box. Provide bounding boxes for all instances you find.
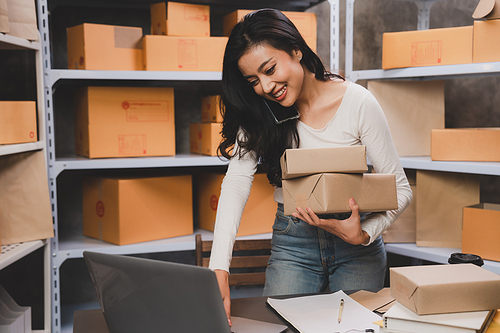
[383,169,416,243]
[201,95,223,123]
[151,2,210,37]
[82,176,193,245]
[463,203,500,262]
[473,0,500,19]
[189,122,222,156]
[390,264,500,315]
[416,170,480,248]
[367,80,444,156]
[197,172,276,236]
[280,146,368,180]
[431,128,500,162]
[0,101,37,145]
[143,35,227,71]
[473,19,500,63]
[67,23,143,70]
[282,173,397,216]
[74,86,175,158]
[222,10,317,52]
[382,26,473,69]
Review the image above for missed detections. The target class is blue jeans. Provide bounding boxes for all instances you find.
[263,203,387,296]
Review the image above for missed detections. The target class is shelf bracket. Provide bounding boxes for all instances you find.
[414,0,437,30]
[327,0,340,72]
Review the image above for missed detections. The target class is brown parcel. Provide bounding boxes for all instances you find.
[0,101,37,145]
[431,128,500,162]
[201,95,223,123]
[280,146,368,180]
[473,0,500,19]
[473,19,500,64]
[150,2,210,37]
[382,26,473,69]
[390,264,500,315]
[189,122,222,156]
[462,203,500,262]
[282,173,397,216]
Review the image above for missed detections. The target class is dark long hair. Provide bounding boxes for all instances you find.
[218,8,344,187]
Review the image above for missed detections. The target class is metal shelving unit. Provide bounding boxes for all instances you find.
[0,32,51,333]
[346,0,500,274]
[35,0,340,331]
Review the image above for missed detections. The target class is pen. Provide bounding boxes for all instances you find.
[338,298,344,323]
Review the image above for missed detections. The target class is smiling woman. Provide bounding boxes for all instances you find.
[208,8,412,326]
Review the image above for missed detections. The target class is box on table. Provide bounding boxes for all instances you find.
[473,19,500,63]
[280,146,368,180]
[143,35,227,71]
[74,86,175,158]
[282,173,397,216]
[463,203,500,262]
[390,264,500,315]
[201,95,223,123]
[189,123,222,156]
[0,101,37,145]
[382,26,473,69]
[222,10,317,52]
[150,2,210,37]
[473,0,500,19]
[197,172,276,236]
[83,176,193,245]
[67,23,143,70]
[431,128,500,162]
[367,80,444,156]
[383,169,416,243]
[416,170,480,248]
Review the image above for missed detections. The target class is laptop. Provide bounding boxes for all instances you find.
[83,251,231,333]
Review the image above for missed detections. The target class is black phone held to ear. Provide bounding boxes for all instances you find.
[262,99,300,124]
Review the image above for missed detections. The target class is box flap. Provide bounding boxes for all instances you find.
[390,267,419,313]
[473,0,500,19]
[282,174,323,215]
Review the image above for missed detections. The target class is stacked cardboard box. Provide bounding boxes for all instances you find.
[190,95,223,156]
[281,146,398,216]
[463,203,500,262]
[82,175,193,245]
[197,172,276,236]
[473,0,500,63]
[0,101,37,145]
[145,2,227,71]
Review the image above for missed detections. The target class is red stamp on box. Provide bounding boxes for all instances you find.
[411,41,442,65]
[178,39,197,69]
[96,200,105,217]
[210,195,218,211]
[118,134,147,155]
[29,131,35,138]
[124,100,169,122]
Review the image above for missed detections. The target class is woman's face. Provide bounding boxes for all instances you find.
[238,44,304,107]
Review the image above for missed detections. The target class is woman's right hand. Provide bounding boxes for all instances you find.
[215,269,232,326]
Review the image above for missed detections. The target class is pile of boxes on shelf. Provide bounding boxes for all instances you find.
[367,0,500,264]
[0,285,31,333]
[189,95,223,156]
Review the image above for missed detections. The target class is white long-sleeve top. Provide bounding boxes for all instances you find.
[209,82,413,272]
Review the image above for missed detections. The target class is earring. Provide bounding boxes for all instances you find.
[299,56,302,61]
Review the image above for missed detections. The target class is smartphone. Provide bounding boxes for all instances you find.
[262,99,300,124]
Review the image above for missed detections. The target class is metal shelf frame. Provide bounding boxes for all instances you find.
[36,0,340,331]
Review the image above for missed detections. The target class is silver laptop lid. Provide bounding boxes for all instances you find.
[83,251,231,333]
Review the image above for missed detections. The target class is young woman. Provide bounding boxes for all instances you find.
[209,8,412,323]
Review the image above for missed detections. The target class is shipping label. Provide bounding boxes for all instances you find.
[411,41,442,65]
[118,134,147,155]
[123,100,170,122]
[177,39,197,70]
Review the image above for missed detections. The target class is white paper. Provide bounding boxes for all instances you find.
[267,290,381,333]
[230,316,288,333]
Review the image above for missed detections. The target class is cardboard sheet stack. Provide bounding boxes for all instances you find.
[0,285,31,333]
[383,264,500,333]
[280,146,398,216]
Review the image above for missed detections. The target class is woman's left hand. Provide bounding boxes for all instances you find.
[292,198,370,245]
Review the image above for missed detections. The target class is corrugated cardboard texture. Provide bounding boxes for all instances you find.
[74,86,175,158]
[5,0,38,40]
[283,173,397,215]
[150,1,210,37]
[201,95,223,123]
[0,151,53,245]
[222,10,317,52]
[197,173,276,236]
[473,0,500,19]
[67,23,143,70]
[473,20,500,63]
[82,176,193,245]
[416,170,480,248]
[382,26,473,69]
[281,146,368,180]
[431,128,500,161]
[143,35,227,71]
[0,101,37,144]
[463,203,500,262]
[368,80,445,156]
[390,264,500,315]
[383,170,416,243]
[0,0,8,33]
[189,122,222,156]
